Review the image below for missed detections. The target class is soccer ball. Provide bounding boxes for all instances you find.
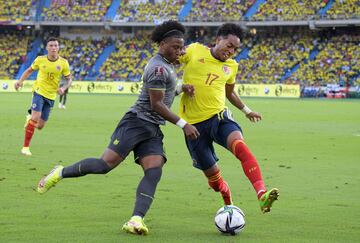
[214,205,245,235]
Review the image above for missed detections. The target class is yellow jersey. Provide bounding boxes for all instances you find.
[31,55,70,100]
[179,43,238,124]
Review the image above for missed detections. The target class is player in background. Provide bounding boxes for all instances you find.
[36,21,199,235]
[14,37,72,156]
[178,23,279,213]
[58,78,69,109]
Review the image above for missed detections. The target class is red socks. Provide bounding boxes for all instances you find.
[232,139,266,199]
[208,170,232,205]
[24,119,37,147]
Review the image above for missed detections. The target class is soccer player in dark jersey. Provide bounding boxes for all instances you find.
[14,37,72,156]
[178,23,279,213]
[36,21,199,235]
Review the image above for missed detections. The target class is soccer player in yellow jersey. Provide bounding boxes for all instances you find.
[178,23,279,213]
[14,37,72,156]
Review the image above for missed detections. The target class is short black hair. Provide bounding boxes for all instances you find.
[151,20,186,44]
[46,37,59,44]
[216,23,243,39]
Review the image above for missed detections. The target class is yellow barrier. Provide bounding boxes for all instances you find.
[235,84,300,98]
[0,80,143,94]
[1,80,300,98]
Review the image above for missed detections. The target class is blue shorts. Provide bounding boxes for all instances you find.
[30,92,54,121]
[185,108,242,171]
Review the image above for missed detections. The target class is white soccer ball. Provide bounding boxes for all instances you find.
[214,205,245,235]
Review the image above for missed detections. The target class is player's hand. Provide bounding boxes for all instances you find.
[182,84,195,97]
[183,124,200,140]
[57,87,65,95]
[14,81,23,91]
[246,111,262,123]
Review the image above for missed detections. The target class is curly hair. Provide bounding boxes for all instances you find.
[216,23,243,39]
[151,20,186,44]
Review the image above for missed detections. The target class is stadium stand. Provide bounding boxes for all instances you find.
[251,0,326,21]
[237,30,317,84]
[98,30,157,81]
[0,1,359,92]
[324,0,360,19]
[114,0,185,23]
[42,0,112,22]
[0,0,36,22]
[290,33,360,86]
[0,33,29,79]
[185,0,253,22]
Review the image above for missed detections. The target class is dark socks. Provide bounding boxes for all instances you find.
[62,158,112,178]
[133,167,162,217]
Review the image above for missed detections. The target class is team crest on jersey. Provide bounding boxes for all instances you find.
[223,65,231,75]
[154,66,164,76]
[56,65,61,71]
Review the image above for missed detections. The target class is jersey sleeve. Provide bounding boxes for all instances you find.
[178,43,197,64]
[31,57,40,70]
[62,60,71,77]
[145,65,169,90]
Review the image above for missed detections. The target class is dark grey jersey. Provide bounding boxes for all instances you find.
[129,54,177,125]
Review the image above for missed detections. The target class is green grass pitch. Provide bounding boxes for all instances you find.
[1,93,359,242]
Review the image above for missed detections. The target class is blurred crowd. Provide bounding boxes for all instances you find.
[98,31,157,81]
[1,27,358,87]
[42,0,111,22]
[186,0,252,22]
[115,0,185,22]
[0,0,36,22]
[252,0,326,21]
[1,0,359,22]
[0,33,29,79]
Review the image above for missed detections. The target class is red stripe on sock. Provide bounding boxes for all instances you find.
[207,171,232,205]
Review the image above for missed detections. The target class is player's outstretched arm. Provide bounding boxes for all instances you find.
[14,67,34,90]
[149,89,199,139]
[225,83,262,122]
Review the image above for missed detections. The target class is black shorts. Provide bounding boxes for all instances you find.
[108,111,166,164]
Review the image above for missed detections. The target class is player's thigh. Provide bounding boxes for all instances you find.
[186,131,218,171]
[40,96,54,122]
[30,92,45,121]
[134,132,166,168]
[215,113,243,150]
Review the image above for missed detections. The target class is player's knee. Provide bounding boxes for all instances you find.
[145,167,162,184]
[97,159,112,174]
